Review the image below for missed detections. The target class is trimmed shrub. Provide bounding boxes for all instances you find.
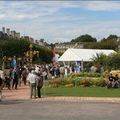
[71,78,82,87]
[49,78,62,87]
[82,80,91,87]
[65,84,74,87]
[48,73,105,88]
[69,72,101,78]
[89,78,105,87]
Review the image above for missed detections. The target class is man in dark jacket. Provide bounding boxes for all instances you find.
[12,68,19,90]
[0,76,3,101]
[37,75,43,98]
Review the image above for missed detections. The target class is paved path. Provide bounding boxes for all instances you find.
[2,85,30,100]
[1,85,120,120]
[0,99,120,120]
[2,85,120,103]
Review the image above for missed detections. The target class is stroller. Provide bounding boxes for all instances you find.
[4,76,11,90]
[107,74,120,88]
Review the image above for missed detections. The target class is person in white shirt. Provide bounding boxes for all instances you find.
[27,70,38,99]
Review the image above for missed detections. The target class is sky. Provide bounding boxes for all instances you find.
[0,0,120,43]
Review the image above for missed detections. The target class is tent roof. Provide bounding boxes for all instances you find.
[58,48,116,62]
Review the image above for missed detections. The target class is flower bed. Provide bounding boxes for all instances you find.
[68,72,101,78]
[48,76,105,88]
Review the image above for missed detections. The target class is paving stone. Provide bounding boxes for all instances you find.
[2,85,120,103]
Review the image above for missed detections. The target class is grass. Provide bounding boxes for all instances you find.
[41,87,120,97]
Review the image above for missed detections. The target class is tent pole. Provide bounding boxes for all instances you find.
[81,60,84,71]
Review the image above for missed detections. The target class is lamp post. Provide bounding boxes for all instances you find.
[24,44,39,65]
[17,57,22,67]
[2,56,7,70]
[8,57,12,68]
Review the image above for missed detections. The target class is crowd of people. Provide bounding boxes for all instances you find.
[107,74,120,88]
[0,63,120,101]
[0,63,73,101]
[0,64,45,101]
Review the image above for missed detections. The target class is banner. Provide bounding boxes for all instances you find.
[12,56,17,68]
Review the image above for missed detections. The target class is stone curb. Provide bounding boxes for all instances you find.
[33,96,120,103]
[3,96,120,103]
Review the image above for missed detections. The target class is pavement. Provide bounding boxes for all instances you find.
[1,85,120,120]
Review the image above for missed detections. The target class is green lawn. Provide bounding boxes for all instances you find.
[41,87,120,97]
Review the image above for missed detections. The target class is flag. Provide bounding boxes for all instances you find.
[12,56,17,68]
[52,50,59,64]
[52,50,56,57]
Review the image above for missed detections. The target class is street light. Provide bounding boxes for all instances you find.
[17,57,22,66]
[8,57,12,68]
[2,56,7,70]
[24,44,39,64]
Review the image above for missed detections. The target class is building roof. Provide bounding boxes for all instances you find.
[58,48,116,62]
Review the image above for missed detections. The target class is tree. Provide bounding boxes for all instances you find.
[91,52,120,71]
[101,35,118,43]
[84,39,117,50]
[0,39,53,64]
[107,52,120,70]
[91,53,108,71]
[106,35,118,41]
[71,34,97,43]
[50,43,55,50]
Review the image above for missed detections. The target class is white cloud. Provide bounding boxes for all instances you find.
[85,1,120,11]
[0,1,120,43]
[0,14,5,19]
[1,19,120,43]
[0,1,120,21]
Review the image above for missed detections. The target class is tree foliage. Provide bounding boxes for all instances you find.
[106,35,118,41]
[91,53,108,70]
[91,52,120,71]
[71,34,97,43]
[0,39,30,57]
[84,41,117,50]
[107,52,120,70]
[0,39,53,64]
[84,34,118,50]
[101,35,118,43]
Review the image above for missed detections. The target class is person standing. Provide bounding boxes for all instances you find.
[37,74,43,98]
[21,68,27,85]
[5,76,11,90]
[27,70,37,99]
[0,76,3,101]
[60,65,65,78]
[12,68,19,90]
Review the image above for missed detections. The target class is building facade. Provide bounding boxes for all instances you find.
[0,27,21,40]
[54,42,84,53]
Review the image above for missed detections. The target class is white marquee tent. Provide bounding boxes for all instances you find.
[58,48,116,62]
